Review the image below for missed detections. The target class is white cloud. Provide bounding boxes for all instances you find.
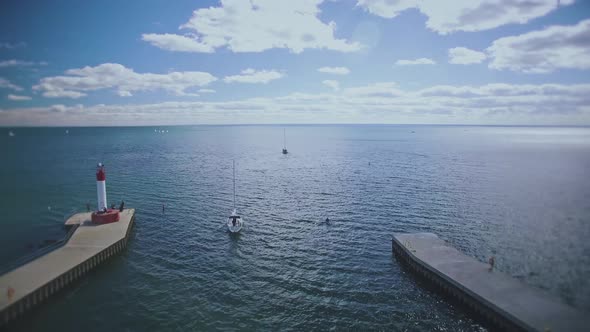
[322,79,340,91]
[356,0,416,18]
[33,63,217,98]
[0,59,47,68]
[395,58,436,66]
[4,82,589,126]
[198,88,216,93]
[343,82,403,97]
[318,66,350,75]
[48,104,70,113]
[0,42,26,49]
[488,19,590,73]
[142,0,361,53]
[223,68,284,84]
[448,47,487,65]
[357,0,574,34]
[7,94,32,101]
[141,34,214,53]
[42,90,88,99]
[0,78,23,91]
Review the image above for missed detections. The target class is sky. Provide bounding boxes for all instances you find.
[0,0,589,126]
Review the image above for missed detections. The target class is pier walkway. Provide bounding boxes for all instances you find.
[392,233,588,331]
[0,209,135,325]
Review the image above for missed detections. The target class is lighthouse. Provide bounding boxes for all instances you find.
[91,162,120,224]
[96,162,107,211]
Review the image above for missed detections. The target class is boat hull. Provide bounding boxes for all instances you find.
[227,220,243,233]
[227,211,243,233]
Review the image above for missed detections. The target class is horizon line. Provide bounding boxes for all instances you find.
[2,123,590,129]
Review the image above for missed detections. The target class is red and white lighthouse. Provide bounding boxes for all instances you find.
[96,162,107,211]
[91,162,120,224]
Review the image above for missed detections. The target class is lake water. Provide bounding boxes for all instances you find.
[1,125,589,331]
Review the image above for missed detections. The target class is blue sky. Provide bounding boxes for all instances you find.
[1,0,589,125]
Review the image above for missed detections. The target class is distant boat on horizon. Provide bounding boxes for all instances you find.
[282,128,288,154]
[8,130,15,137]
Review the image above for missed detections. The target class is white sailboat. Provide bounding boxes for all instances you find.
[282,128,288,154]
[227,160,243,233]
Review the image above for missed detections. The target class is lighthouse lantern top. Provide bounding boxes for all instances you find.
[96,163,106,181]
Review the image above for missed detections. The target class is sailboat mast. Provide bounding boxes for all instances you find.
[233,160,236,210]
[283,128,286,149]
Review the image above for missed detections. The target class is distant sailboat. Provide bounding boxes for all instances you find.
[227,160,243,233]
[282,128,288,154]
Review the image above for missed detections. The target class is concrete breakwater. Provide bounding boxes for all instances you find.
[392,233,588,331]
[0,208,136,325]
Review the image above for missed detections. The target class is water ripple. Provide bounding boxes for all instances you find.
[1,125,589,331]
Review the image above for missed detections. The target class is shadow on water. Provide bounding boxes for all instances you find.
[228,230,242,240]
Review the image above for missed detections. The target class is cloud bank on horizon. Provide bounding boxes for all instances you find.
[0,0,589,125]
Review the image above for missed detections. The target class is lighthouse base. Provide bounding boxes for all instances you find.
[91,209,120,224]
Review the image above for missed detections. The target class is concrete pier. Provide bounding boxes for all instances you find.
[392,233,589,331]
[0,208,135,325]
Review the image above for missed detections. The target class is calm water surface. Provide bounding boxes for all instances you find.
[1,125,589,331]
